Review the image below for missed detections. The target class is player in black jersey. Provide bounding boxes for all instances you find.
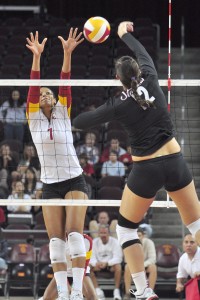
[73,21,200,300]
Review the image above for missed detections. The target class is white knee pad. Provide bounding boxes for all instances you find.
[116,224,141,249]
[187,218,200,238]
[49,237,67,264]
[68,232,86,259]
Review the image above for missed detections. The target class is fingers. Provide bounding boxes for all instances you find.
[26,44,32,50]
[72,27,78,39]
[26,37,32,45]
[30,32,34,43]
[68,27,73,39]
[76,37,84,45]
[75,31,83,41]
[58,35,65,43]
[35,31,39,42]
[41,37,48,47]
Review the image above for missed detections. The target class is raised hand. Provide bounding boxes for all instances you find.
[118,21,134,38]
[58,27,84,54]
[26,31,47,56]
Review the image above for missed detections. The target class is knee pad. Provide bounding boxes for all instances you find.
[187,218,200,238]
[116,224,141,249]
[49,238,67,264]
[68,232,86,259]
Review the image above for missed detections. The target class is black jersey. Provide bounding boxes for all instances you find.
[73,33,174,156]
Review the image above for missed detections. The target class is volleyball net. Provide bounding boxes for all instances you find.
[0,79,199,208]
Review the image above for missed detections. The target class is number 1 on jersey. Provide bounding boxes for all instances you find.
[48,127,53,140]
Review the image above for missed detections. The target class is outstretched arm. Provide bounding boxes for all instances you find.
[58,28,84,115]
[118,21,157,76]
[26,32,47,115]
[58,27,84,74]
[26,31,47,72]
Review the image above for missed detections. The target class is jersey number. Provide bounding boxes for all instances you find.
[137,86,155,103]
[48,128,53,140]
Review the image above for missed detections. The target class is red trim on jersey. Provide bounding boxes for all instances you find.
[59,71,72,110]
[27,70,40,116]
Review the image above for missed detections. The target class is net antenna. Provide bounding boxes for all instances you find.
[166,0,172,208]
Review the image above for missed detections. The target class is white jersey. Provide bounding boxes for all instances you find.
[90,236,123,267]
[27,71,82,184]
[177,247,200,279]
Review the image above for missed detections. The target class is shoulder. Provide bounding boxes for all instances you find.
[110,236,119,244]
[143,237,154,246]
[195,247,200,257]
[179,252,187,262]
[93,237,99,245]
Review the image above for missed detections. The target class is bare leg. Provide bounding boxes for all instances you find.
[90,268,99,289]
[168,181,200,242]
[124,264,132,294]
[42,206,68,296]
[83,276,98,300]
[89,220,99,239]
[146,265,157,289]
[168,181,200,225]
[119,185,154,275]
[65,190,88,294]
[42,205,67,273]
[43,277,57,300]
[112,264,122,288]
[110,219,117,238]
[65,191,88,269]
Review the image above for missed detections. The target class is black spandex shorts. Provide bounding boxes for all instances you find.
[127,152,192,198]
[42,174,88,199]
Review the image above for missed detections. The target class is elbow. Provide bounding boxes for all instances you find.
[72,119,82,129]
[73,117,87,130]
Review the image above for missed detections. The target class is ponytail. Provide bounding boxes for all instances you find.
[130,78,155,109]
[115,56,156,109]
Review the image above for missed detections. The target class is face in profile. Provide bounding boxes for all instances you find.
[39,87,56,109]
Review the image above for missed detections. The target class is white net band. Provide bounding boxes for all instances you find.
[0,79,200,86]
[0,199,176,208]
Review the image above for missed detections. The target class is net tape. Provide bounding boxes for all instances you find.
[0,79,200,86]
[0,199,176,208]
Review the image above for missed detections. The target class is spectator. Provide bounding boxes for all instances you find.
[78,153,95,177]
[100,138,126,163]
[90,224,123,300]
[101,151,125,177]
[76,132,99,165]
[139,209,153,238]
[23,167,43,199]
[0,89,26,144]
[0,144,18,178]
[176,233,200,293]
[18,144,40,178]
[123,227,157,300]
[23,167,42,213]
[89,211,117,239]
[0,227,8,271]
[7,170,22,193]
[118,145,132,166]
[7,180,32,213]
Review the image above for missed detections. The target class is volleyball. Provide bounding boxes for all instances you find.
[83,16,110,44]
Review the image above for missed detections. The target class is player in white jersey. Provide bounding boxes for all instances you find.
[26,28,88,300]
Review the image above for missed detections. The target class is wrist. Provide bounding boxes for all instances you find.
[64,50,72,56]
